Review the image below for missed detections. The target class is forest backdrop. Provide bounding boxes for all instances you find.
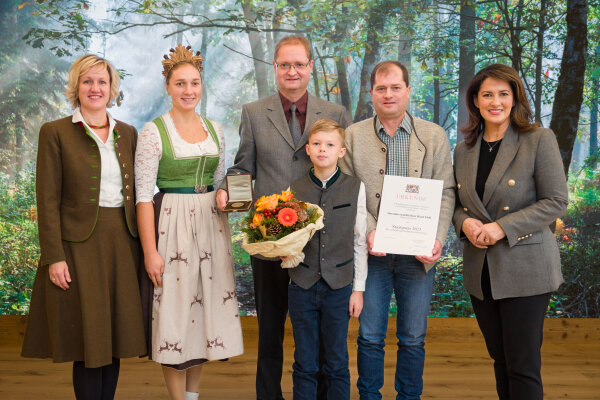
[1,0,599,317]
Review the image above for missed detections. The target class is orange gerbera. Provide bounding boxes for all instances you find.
[279,190,294,202]
[253,213,264,226]
[255,194,279,211]
[277,207,298,227]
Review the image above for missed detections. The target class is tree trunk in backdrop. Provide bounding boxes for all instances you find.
[457,1,475,142]
[334,4,352,116]
[197,1,209,116]
[549,0,588,175]
[397,0,413,71]
[354,3,388,122]
[534,0,548,123]
[241,0,271,99]
[590,44,599,167]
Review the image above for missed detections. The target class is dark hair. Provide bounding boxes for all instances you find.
[461,63,539,146]
[274,36,312,60]
[370,61,410,88]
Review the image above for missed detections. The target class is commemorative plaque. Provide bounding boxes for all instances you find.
[223,174,253,212]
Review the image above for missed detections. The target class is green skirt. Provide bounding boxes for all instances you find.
[21,207,147,368]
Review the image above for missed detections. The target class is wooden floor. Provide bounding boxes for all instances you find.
[1,316,599,399]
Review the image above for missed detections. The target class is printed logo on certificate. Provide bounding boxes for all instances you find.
[372,176,443,256]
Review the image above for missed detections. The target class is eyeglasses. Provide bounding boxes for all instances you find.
[275,62,311,71]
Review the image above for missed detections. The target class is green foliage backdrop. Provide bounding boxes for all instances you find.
[1,0,598,316]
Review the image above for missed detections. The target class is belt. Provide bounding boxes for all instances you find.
[159,185,214,194]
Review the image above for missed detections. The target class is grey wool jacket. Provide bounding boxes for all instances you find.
[453,127,568,300]
[289,170,361,290]
[339,114,455,271]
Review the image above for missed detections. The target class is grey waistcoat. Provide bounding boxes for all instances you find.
[289,170,361,290]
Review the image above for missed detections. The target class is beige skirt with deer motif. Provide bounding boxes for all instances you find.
[152,191,243,369]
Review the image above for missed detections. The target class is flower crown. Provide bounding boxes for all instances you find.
[161,44,204,79]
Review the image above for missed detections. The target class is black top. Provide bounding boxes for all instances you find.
[476,137,503,200]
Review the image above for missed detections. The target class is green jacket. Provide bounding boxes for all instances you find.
[36,116,138,266]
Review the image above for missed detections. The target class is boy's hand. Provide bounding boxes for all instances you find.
[349,291,363,318]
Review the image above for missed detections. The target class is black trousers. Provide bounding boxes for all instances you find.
[252,257,327,400]
[72,358,120,400]
[470,261,550,400]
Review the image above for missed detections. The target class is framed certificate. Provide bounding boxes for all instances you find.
[372,176,443,256]
[223,174,253,212]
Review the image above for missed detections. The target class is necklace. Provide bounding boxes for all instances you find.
[86,117,109,129]
[483,138,501,153]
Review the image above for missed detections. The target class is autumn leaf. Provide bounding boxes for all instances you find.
[18,2,31,10]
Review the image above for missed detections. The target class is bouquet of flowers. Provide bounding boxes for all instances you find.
[241,190,324,268]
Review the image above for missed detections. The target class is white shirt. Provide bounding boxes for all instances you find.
[134,113,226,204]
[72,108,123,207]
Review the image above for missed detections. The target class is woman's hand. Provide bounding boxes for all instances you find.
[216,189,229,212]
[462,218,488,249]
[49,261,71,290]
[145,251,165,288]
[349,291,363,318]
[476,222,506,246]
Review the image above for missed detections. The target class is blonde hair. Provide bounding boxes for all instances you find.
[65,54,120,109]
[274,35,312,60]
[308,119,346,142]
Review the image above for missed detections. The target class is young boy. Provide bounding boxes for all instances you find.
[288,119,368,399]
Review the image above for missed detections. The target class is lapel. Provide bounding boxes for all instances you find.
[407,113,426,178]
[265,94,295,149]
[482,126,520,206]
[462,135,492,221]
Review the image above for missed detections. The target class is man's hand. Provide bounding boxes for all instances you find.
[349,291,363,318]
[49,261,71,290]
[367,230,386,256]
[416,239,442,264]
[216,189,229,212]
[462,217,488,249]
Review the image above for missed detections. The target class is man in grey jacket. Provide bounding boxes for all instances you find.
[339,61,455,399]
[216,35,348,400]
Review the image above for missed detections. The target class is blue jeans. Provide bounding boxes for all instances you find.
[288,279,352,400]
[357,254,436,400]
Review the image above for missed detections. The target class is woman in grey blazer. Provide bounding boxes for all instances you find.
[453,64,568,400]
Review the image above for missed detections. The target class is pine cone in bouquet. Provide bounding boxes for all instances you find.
[241,190,324,268]
[266,223,282,237]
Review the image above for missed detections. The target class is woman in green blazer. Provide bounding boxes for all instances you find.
[21,54,146,400]
[453,64,568,400]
